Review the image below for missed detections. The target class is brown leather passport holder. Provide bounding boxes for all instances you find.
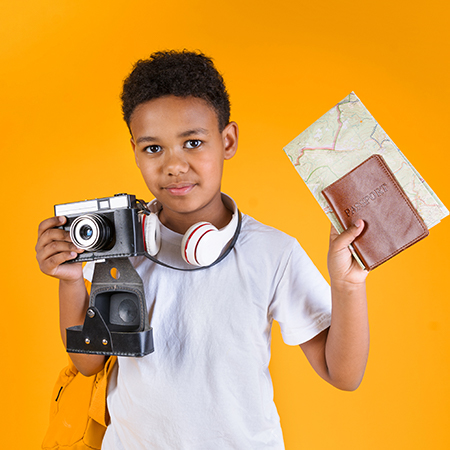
[321,154,429,271]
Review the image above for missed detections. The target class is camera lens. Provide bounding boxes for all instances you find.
[70,214,113,251]
[79,225,94,240]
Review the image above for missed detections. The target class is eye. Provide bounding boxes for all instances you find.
[185,140,202,149]
[144,145,162,154]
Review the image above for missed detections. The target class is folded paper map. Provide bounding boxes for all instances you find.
[283,92,448,237]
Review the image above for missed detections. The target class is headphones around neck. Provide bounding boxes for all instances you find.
[141,194,241,270]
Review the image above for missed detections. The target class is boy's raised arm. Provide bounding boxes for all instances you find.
[36,216,106,376]
[300,220,369,391]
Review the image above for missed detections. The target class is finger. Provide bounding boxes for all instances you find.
[41,251,81,276]
[35,227,74,253]
[37,240,84,266]
[37,216,66,239]
[331,220,365,250]
[44,227,73,244]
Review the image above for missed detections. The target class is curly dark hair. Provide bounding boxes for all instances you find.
[121,50,230,132]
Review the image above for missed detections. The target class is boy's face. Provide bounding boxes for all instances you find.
[129,95,238,231]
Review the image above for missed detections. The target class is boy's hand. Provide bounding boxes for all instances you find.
[35,216,85,282]
[327,220,368,286]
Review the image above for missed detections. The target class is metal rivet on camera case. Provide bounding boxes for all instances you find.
[102,339,108,345]
[87,309,95,318]
[85,338,90,345]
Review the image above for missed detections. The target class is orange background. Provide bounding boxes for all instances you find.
[1,1,449,448]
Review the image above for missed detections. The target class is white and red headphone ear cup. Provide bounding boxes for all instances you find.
[144,213,161,256]
[181,222,223,266]
[144,194,239,267]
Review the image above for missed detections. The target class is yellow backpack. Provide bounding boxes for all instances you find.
[42,356,117,450]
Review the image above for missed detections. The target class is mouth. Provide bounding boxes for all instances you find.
[163,183,196,196]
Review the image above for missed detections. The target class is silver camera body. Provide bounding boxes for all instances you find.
[55,193,146,263]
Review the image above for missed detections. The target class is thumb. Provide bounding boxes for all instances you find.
[332,220,365,249]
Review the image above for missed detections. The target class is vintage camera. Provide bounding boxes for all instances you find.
[55,194,153,357]
[55,193,147,263]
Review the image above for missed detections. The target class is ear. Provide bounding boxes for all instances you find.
[222,122,239,160]
[130,137,140,168]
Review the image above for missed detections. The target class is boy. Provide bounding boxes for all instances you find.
[36,50,369,449]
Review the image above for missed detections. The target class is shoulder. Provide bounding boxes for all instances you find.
[236,213,306,266]
[239,214,298,248]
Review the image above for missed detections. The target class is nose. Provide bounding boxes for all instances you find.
[164,150,189,176]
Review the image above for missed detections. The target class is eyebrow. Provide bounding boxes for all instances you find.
[135,136,158,144]
[134,128,210,145]
[178,128,209,138]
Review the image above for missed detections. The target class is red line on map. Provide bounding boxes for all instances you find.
[295,105,343,166]
[333,105,343,148]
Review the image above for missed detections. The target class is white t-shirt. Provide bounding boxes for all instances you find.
[102,213,331,450]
